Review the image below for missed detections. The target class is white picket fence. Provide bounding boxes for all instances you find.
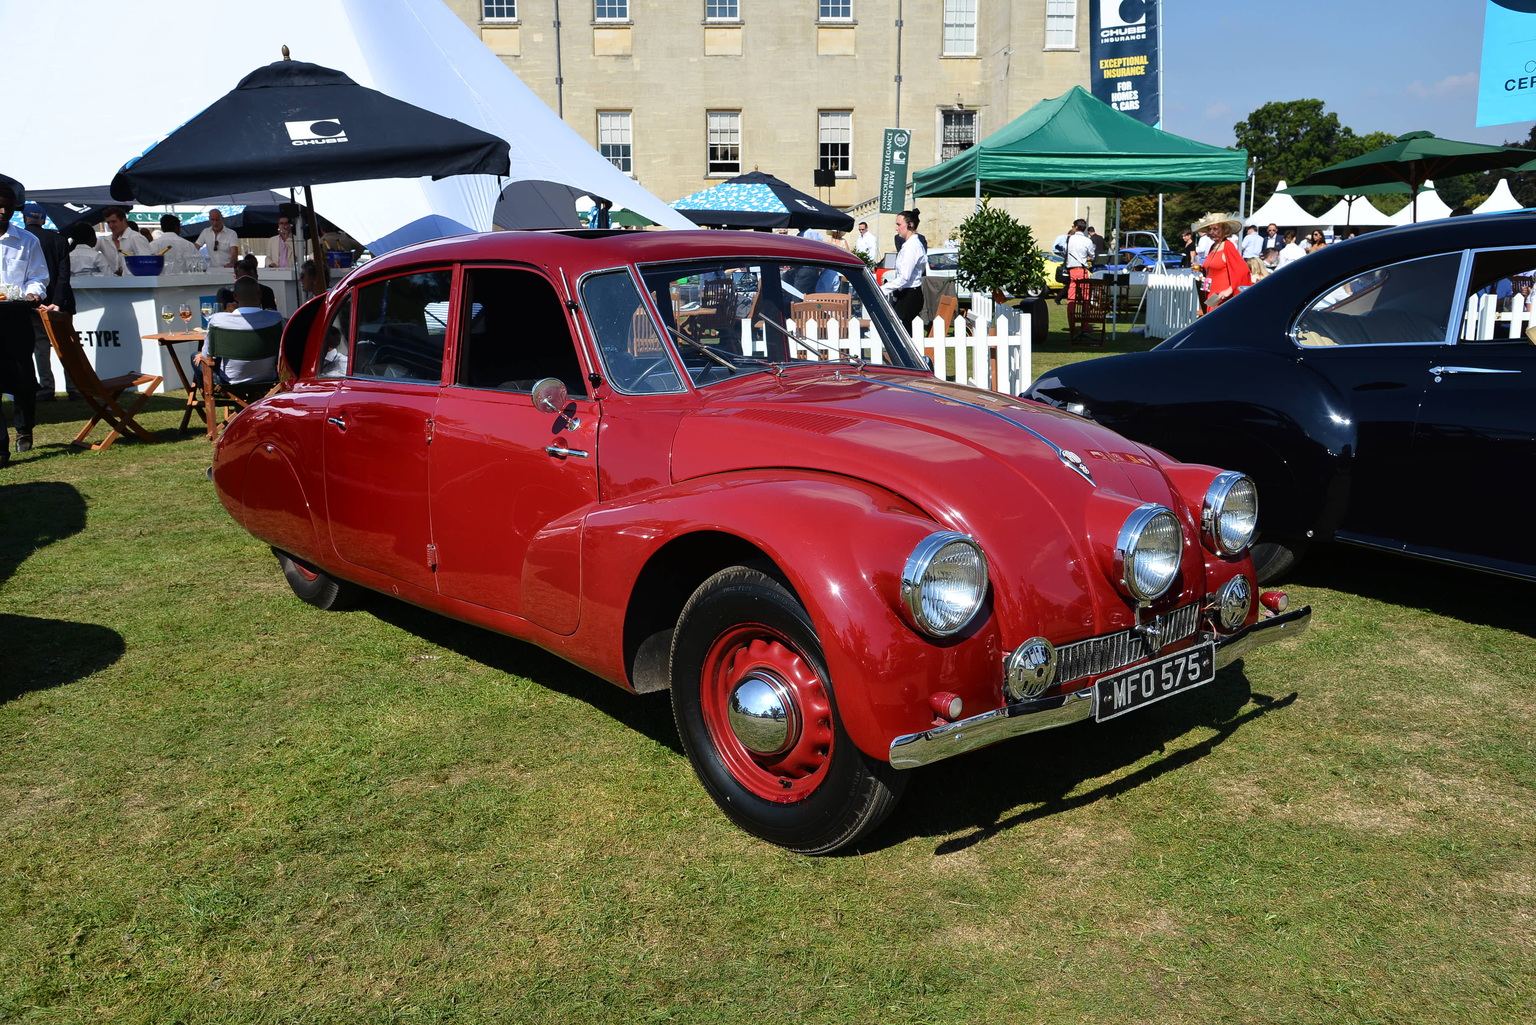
[1145,270,1201,338]
[1466,292,1534,340]
[730,307,1031,394]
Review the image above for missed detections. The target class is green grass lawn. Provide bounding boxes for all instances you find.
[2,373,1533,1023]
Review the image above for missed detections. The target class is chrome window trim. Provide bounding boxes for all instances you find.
[1286,249,1469,350]
[575,264,690,396]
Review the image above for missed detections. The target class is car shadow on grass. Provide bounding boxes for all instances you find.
[867,666,1297,857]
[1289,543,1534,638]
[0,480,126,702]
[366,596,682,753]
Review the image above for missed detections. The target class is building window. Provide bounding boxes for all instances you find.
[707,111,741,176]
[940,109,977,162]
[942,0,976,55]
[482,1,517,19]
[595,0,628,21]
[818,111,852,175]
[599,112,633,174]
[1044,0,1076,49]
[818,1,852,22]
[706,0,739,19]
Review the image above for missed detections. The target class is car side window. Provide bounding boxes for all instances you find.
[352,270,453,383]
[317,295,352,378]
[581,270,683,394]
[453,267,588,397]
[1293,253,1461,347]
[1460,247,1536,343]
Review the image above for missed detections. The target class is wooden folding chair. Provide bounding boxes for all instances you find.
[38,309,162,451]
[196,322,283,440]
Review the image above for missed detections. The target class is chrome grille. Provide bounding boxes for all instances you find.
[1055,603,1201,684]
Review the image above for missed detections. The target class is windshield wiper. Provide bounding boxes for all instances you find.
[660,322,777,373]
[754,317,867,370]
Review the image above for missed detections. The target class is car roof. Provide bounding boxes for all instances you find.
[350,228,867,280]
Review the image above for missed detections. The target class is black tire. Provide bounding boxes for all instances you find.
[273,548,362,611]
[1250,536,1308,585]
[670,565,906,854]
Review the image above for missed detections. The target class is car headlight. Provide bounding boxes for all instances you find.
[1115,504,1183,603]
[901,532,988,637]
[1202,471,1258,556]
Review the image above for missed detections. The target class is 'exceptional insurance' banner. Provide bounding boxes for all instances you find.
[1478,0,1536,126]
[1090,0,1160,128]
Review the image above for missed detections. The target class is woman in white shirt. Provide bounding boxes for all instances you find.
[882,208,928,329]
[66,222,106,276]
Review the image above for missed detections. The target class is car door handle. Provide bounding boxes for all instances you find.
[545,445,589,459]
[327,415,347,431]
[1429,366,1520,376]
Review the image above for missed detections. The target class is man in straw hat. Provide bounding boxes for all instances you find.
[1193,212,1251,313]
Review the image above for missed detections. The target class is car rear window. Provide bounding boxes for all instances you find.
[1293,253,1460,347]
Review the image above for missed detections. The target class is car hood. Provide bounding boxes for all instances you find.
[671,369,1174,508]
[668,369,1195,633]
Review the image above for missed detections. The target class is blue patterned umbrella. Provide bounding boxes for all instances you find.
[672,171,852,231]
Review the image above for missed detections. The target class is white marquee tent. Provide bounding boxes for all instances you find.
[1319,196,1394,228]
[1244,181,1326,229]
[5,0,694,252]
[1475,178,1524,214]
[1387,182,1453,224]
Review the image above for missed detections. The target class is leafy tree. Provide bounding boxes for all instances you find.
[953,198,1044,300]
[1233,99,1360,193]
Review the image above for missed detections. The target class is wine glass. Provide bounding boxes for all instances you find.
[200,301,214,326]
[178,303,193,325]
[160,304,173,325]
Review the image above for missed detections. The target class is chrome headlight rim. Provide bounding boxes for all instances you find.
[1201,471,1259,556]
[1114,503,1183,604]
[900,531,989,638]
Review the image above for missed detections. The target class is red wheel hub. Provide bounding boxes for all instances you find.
[699,625,834,802]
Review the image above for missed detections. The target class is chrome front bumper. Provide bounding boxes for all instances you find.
[887,605,1312,769]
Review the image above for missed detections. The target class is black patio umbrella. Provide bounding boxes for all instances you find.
[671,171,853,231]
[110,53,510,268]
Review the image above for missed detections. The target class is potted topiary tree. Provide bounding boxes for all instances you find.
[953,198,1049,345]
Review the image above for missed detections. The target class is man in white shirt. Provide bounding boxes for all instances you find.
[0,184,49,463]
[1240,225,1264,261]
[153,215,201,273]
[196,276,284,386]
[195,208,240,269]
[1063,220,1096,339]
[96,206,152,276]
[263,215,300,271]
[1277,229,1307,268]
[853,221,877,262]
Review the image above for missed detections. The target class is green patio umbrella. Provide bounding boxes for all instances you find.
[1286,131,1531,221]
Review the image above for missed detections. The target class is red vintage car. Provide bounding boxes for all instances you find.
[211,229,1311,853]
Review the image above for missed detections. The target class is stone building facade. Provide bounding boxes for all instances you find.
[443,1,1099,251]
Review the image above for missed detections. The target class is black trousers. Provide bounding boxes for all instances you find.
[0,304,38,436]
[891,287,923,328]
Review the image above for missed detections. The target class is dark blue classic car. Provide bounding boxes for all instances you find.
[1028,212,1536,583]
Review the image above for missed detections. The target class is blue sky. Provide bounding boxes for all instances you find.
[1159,0,1535,148]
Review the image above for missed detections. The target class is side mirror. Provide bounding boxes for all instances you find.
[531,377,569,414]
[532,377,580,430]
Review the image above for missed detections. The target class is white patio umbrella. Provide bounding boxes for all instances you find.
[1387,182,1453,224]
[1319,195,1394,228]
[1475,178,1523,214]
[1244,181,1327,229]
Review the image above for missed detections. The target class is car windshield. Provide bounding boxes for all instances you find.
[579,258,923,392]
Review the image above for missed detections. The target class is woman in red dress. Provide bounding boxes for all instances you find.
[1194,213,1252,312]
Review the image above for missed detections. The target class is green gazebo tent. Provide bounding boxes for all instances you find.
[913,86,1248,200]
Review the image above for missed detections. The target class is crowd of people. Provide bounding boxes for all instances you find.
[0,194,339,467]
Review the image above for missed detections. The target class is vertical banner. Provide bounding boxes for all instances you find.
[1090,0,1160,127]
[879,128,910,214]
[1478,1,1536,126]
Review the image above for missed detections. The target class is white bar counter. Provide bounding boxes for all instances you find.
[64,271,300,393]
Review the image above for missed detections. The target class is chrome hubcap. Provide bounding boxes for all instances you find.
[727,672,800,756]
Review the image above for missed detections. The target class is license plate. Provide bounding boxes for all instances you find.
[1094,643,1216,722]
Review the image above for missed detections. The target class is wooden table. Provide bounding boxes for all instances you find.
[143,330,209,436]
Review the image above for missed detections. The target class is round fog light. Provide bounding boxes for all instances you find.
[1005,637,1057,701]
[1216,575,1252,631]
